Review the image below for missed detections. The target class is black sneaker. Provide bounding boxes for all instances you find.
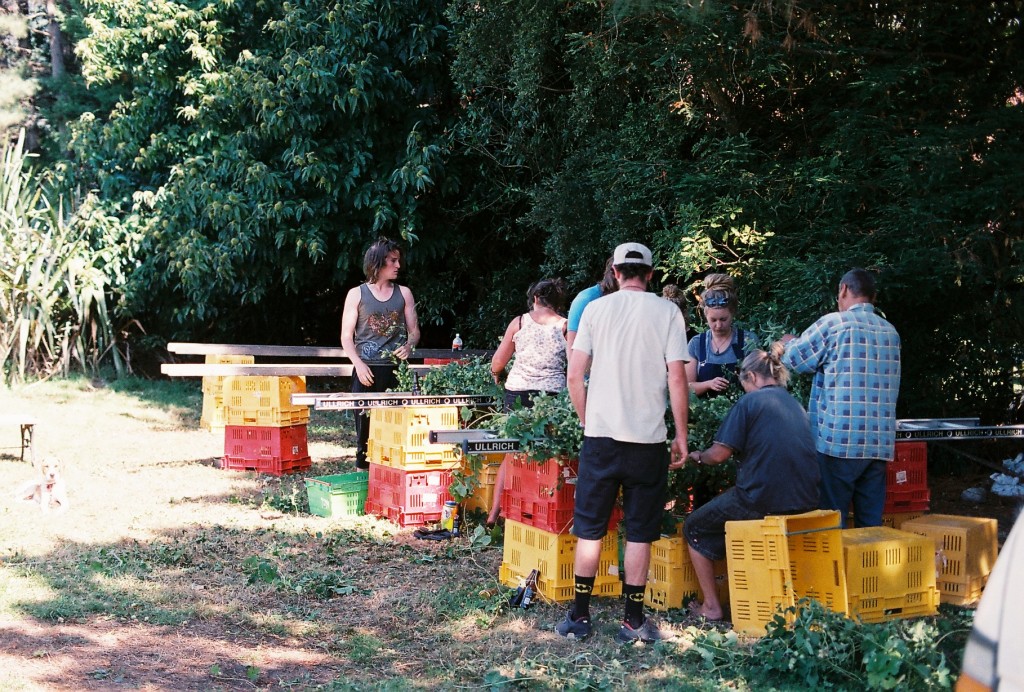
[617,617,673,643]
[555,610,592,640]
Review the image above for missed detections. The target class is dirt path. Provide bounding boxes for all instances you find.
[0,381,364,690]
[0,618,344,690]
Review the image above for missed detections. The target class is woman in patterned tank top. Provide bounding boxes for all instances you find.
[487,278,568,524]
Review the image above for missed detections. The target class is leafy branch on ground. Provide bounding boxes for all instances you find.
[676,598,972,690]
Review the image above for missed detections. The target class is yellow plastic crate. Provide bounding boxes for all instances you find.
[726,510,847,636]
[367,406,461,471]
[900,513,998,605]
[882,511,926,530]
[499,519,621,603]
[201,356,257,431]
[936,574,986,606]
[842,527,939,623]
[202,354,255,394]
[462,455,503,514]
[900,514,998,584]
[222,376,309,427]
[200,391,226,432]
[645,535,700,612]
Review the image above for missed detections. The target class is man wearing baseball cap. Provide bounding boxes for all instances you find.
[557,242,690,643]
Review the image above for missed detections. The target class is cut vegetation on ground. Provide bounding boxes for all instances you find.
[0,378,994,690]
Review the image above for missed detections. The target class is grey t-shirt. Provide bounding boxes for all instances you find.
[353,283,407,365]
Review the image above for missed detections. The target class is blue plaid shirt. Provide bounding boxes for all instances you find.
[781,303,901,461]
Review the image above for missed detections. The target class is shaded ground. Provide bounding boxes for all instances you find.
[0,618,345,690]
[0,380,713,691]
[0,378,1017,690]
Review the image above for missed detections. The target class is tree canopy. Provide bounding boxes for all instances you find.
[8,0,1024,420]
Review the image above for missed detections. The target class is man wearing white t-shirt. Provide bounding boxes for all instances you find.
[556,242,690,643]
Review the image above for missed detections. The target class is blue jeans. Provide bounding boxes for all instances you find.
[817,453,887,528]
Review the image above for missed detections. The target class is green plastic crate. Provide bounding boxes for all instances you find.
[305,472,369,518]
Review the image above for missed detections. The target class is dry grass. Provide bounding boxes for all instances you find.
[0,378,720,691]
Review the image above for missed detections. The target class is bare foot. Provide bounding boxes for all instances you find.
[687,599,724,621]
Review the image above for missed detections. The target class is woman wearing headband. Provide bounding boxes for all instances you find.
[685,273,754,398]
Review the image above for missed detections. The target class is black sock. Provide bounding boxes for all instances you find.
[572,576,596,620]
[623,583,646,629]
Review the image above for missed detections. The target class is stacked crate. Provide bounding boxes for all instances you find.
[200,354,254,431]
[461,453,503,515]
[220,375,311,475]
[499,454,622,603]
[725,510,848,635]
[645,528,729,613]
[841,527,940,623]
[363,406,461,526]
[884,441,930,516]
[901,514,999,605]
[502,454,579,533]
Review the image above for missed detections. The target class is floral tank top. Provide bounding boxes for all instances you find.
[354,283,407,365]
[505,313,568,393]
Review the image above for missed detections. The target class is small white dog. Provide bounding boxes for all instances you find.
[15,456,69,513]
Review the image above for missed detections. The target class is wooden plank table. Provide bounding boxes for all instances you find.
[161,363,432,377]
[166,342,493,360]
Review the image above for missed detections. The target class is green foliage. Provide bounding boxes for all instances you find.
[242,555,362,598]
[70,0,456,341]
[669,392,739,509]
[393,356,501,400]
[0,131,128,382]
[496,390,582,462]
[448,1,1024,423]
[679,598,965,690]
[39,0,1024,428]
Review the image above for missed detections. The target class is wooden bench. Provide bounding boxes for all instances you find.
[161,342,494,378]
[0,414,36,463]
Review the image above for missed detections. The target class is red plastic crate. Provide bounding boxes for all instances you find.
[364,499,442,527]
[224,424,308,463]
[365,463,453,526]
[883,487,931,513]
[502,456,626,534]
[221,455,311,476]
[888,442,927,490]
[503,455,578,533]
[505,495,575,534]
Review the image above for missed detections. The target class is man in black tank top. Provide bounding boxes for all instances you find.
[340,238,420,469]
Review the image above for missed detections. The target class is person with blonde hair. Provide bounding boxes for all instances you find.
[683,343,819,620]
[685,273,755,398]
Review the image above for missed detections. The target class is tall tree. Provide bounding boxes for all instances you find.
[448,0,1024,420]
[70,0,457,343]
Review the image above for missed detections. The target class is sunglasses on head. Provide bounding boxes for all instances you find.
[704,296,730,308]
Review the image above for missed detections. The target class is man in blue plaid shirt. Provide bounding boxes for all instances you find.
[781,268,901,527]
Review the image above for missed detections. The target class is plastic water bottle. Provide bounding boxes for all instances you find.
[452,333,463,351]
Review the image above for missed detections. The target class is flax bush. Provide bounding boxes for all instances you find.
[0,130,128,382]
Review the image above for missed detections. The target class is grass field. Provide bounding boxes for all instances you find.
[0,377,980,690]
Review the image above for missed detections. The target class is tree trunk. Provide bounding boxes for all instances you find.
[47,0,64,78]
